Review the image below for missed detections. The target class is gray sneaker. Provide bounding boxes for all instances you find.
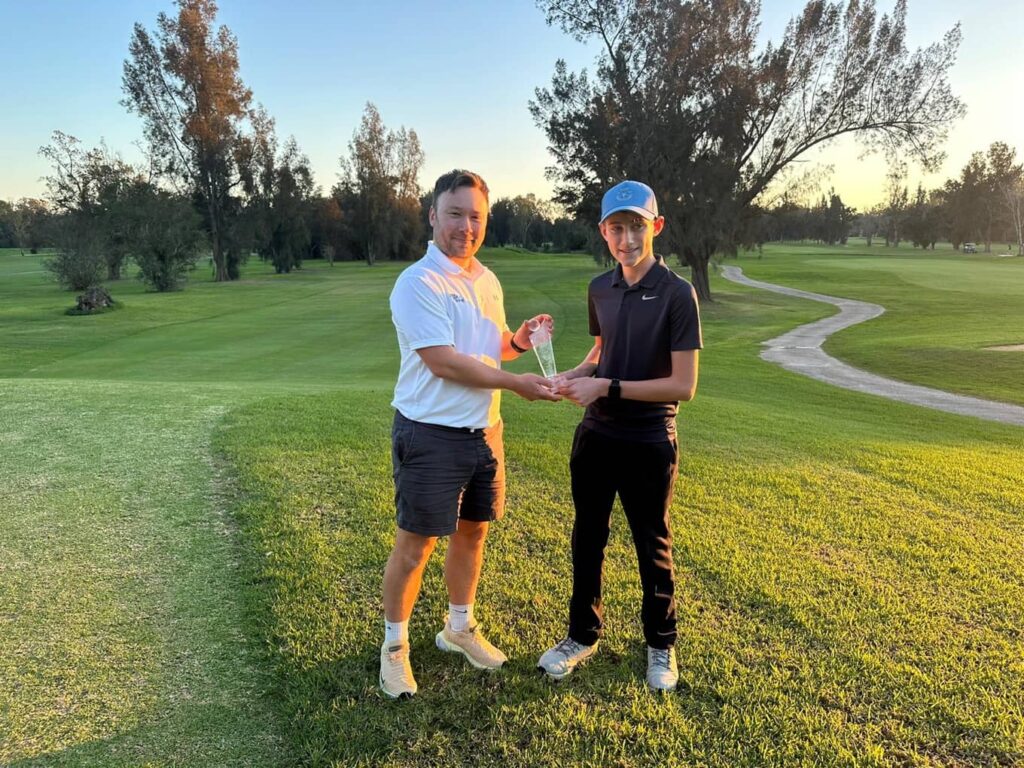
[537,637,598,680]
[379,640,417,699]
[646,646,678,691]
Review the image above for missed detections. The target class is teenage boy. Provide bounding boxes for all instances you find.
[538,180,702,691]
[381,169,560,699]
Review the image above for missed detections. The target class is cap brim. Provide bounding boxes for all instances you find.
[600,205,656,223]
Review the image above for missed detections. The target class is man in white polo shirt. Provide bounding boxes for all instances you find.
[380,169,559,699]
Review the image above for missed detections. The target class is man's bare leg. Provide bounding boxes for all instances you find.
[383,529,437,621]
[445,519,488,605]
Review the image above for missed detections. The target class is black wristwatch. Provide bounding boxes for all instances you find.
[607,378,621,401]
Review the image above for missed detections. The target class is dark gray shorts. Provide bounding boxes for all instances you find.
[391,411,506,537]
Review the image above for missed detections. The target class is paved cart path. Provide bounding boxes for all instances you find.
[720,265,1024,427]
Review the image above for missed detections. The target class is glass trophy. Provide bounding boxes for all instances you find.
[528,318,557,379]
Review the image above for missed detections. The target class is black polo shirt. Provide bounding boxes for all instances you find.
[581,257,702,442]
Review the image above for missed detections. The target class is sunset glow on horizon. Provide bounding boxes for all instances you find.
[1,0,1020,214]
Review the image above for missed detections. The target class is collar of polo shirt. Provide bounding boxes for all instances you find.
[426,241,484,279]
[611,255,668,289]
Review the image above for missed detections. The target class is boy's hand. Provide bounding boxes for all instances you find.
[559,377,610,407]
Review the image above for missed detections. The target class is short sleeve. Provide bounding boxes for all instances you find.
[588,286,600,337]
[390,273,454,350]
[669,282,703,351]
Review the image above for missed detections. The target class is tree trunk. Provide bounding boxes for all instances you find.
[683,251,711,302]
[208,203,228,281]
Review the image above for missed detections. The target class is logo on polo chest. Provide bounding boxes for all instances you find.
[641,294,658,301]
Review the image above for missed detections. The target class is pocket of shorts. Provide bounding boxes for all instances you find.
[393,420,419,466]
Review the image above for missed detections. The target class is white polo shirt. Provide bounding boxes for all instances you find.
[390,241,508,428]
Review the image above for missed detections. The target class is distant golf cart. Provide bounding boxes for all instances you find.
[963,242,978,253]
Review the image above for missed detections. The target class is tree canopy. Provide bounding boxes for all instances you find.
[532,0,965,298]
[123,0,253,281]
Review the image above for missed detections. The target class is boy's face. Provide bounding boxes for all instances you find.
[599,211,665,270]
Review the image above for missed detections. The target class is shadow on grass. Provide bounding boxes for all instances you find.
[6,700,293,768]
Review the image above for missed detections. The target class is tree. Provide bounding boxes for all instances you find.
[943,153,989,250]
[986,142,1024,255]
[488,194,556,249]
[239,111,316,273]
[821,189,855,245]
[340,103,425,265]
[882,165,909,247]
[44,217,105,292]
[123,0,253,281]
[903,183,942,249]
[532,0,965,299]
[123,182,205,291]
[0,201,16,248]
[11,198,52,253]
[39,131,139,280]
[854,210,883,246]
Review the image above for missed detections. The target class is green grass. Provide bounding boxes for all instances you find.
[727,239,1024,406]
[2,244,1022,766]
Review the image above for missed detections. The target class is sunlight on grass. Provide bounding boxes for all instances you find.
[2,244,1022,766]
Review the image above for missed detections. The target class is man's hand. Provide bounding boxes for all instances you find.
[511,372,561,402]
[558,376,609,407]
[513,314,555,349]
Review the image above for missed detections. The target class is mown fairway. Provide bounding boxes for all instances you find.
[1,243,1022,767]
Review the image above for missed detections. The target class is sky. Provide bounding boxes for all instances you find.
[1,0,1021,211]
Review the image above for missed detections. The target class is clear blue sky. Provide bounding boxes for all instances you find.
[1,0,1021,210]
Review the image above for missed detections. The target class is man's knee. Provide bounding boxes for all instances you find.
[453,519,488,547]
[391,530,437,572]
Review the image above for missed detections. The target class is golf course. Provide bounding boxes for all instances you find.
[2,243,1022,767]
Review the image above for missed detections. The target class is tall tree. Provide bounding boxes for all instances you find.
[986,142,1024,255]
[239,110,315,273]
[340,103,425,264]
[532,0,965,299]
[123,0,253,281]
[882,164,909,247]
[903,183,942,249]
[948,153,990,250]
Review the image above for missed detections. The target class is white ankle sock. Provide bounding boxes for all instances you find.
[448,603,474,632]
[384,619,408,645]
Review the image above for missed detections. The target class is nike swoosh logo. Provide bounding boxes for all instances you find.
[642,294,658,301]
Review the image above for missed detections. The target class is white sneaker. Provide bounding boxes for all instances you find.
[537,637,598,680]
[435,619,507,670]
[646,646,678,691]
[379,640,417,699]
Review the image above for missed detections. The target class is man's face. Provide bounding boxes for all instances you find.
[429,185,488,261]
[599,211,664,269]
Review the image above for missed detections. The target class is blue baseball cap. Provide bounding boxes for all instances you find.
[600,180,659,223]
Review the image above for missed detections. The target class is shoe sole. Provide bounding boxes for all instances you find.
[435,631,505,670]
[537,664,572,680]
[646,680,678,693]
[379,671,415,700]
[537,650,597,680]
